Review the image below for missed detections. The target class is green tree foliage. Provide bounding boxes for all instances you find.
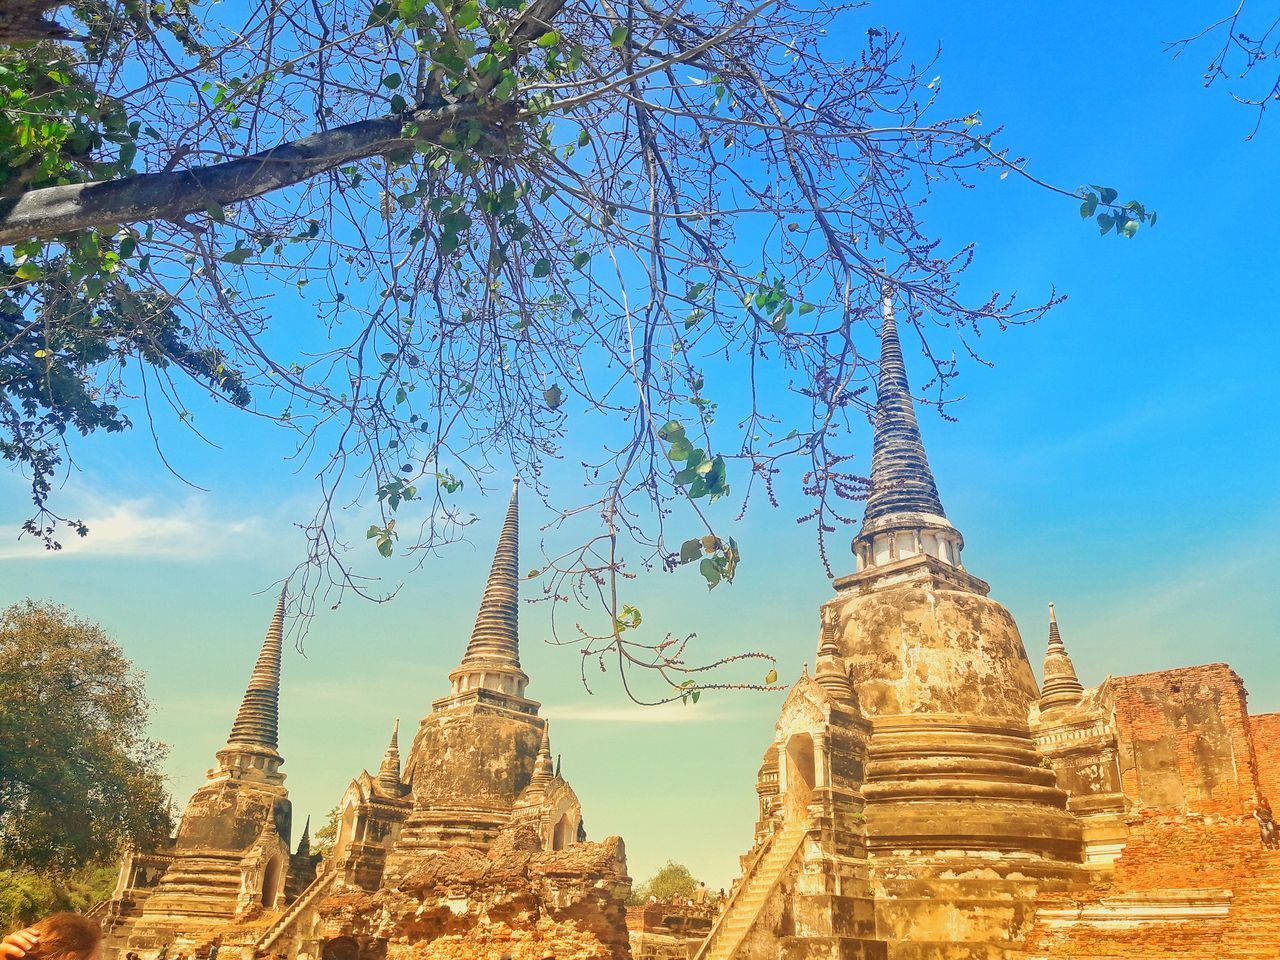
[628,860,700,906]
[0,600,171,874]
[310,805,341,859]
[0,863,117,930]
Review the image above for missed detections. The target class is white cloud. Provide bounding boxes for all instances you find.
[0,494,261,561]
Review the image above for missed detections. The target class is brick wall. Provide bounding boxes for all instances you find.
[1250,712,1280,806]
[1026,820,1273,959]
[1110,664,1259,817]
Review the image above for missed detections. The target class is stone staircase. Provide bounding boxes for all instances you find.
[695,821,806,960]
[1219,848,1280,960]
[256,868,336,954]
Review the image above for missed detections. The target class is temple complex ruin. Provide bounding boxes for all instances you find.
[95,294,1279,959]
[694,290,1280,960]
[100,482,631,960]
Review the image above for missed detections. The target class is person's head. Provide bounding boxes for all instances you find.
[28,914,102,960]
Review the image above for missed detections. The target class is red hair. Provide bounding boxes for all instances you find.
[29,914,102,960]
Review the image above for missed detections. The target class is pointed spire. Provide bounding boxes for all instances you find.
[814,636,857,704]
[554,754,561,779]
[1040,603,1084,711]
[296,815,311,856]
[460,479,522,669]
[863,287,947,523]
[227,588,286,750]
[530,723,554,786]
[377,718,403,792]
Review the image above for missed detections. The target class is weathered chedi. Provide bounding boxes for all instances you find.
[103,481,630,960]
[702,290,1087,960]
[256,480,631,960]
[700,289,1280,959]
[102,591,320,956]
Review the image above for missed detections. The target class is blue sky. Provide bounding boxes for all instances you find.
[3,0,1279,889]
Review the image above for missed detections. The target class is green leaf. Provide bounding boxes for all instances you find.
[1094,185,1118,205]
[1096,213,1115,235]
[533,258,551,278]
[382,72,402,89]
[673,466,699,484]
[1120,218,1139,239]
[578,129,591,147]
[390,93,407,112]
[494,74,517,101]
[690,689,700,704]
[377,538,394,558]
[221,247,252,264]
[536,30,560,47]
[657,420,685,441]
[610,25,628,48]
[14,262,42,281]
[543,384,564,409]
[765,667,778,685]
[699,557,722,589]
[679,538,702,564]
[572,251,590,269]
[456,0,480,28]
[1079,193,1098,219]
[667,436,694,461]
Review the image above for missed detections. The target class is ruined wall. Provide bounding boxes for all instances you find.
[320,826,632,960]
[1110,664,1259,817]
[1025,819,1277,959]
[1250,712,1280,805]
[628,931,697,960]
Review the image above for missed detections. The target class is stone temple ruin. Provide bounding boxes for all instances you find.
[97,292,1280,959]
[100,481,631,960]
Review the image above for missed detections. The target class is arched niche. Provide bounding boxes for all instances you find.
[321,937,360,960]
[552,812,577,851]
[261,853,285,907]
[783,733,816,822]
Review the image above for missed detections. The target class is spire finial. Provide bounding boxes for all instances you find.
[377,717,403,791]
[815,635,857,704]
[530,722,554,786]
[227,588,286,750]
[862,287,947,524]
[1041,602,1084,710]
[297,815,312,856]
[459,480,522,670]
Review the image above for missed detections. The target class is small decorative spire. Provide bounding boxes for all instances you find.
[227,588,286,750]
[377,718,403,791]
[863,287,947,523]
[814,636,857,704]
[554,754,561,779]
[296,815,311,856]
[460,479,522,669]
[1040,602,1085,710]
[530,723,554,786]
